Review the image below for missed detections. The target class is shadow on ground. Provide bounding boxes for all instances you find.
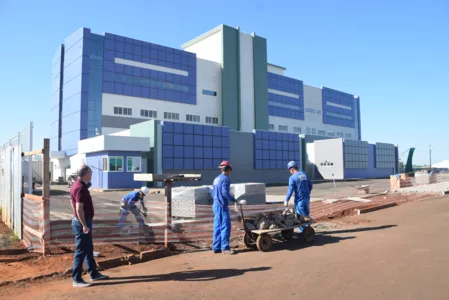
[32,187,71,196]
[316,224,397,235]
[238,224,398,253]
[93,267,271,286]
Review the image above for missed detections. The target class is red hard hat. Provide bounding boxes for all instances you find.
[218,161,232,170]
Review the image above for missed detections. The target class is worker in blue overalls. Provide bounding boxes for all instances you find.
[118,187,149,227]
[284,161,313,226]
[212,161,236,255]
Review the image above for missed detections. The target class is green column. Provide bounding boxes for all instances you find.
[252,34,269,130]
[221,25,240,131]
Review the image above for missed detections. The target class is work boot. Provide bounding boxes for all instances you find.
[222,249,236,255]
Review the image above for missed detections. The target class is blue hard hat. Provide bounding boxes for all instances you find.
[287,161,297,170]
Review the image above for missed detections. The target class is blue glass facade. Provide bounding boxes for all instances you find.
[322,87,356,128]
[50,45,63,152]
[356,97,362,139]
[162,122,230,170]
[59,28,106,155]
[56,27,198,156]
[54,26,362,160]
[254,130,301,169]
[86,34,104,138]
[60,28,90,156]
[267,73,304,120]
[102,33,197,104]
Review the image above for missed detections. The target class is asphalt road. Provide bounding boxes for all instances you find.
[3,195,449,300]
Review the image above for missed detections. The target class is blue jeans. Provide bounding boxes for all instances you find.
[118,202,144,227]
[212,204,231,251]
[72,218,98,281]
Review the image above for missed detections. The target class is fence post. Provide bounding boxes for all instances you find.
[28,122,33,195]
[164,180,172,248]
[42,139,50,255]
[16,131,20,238]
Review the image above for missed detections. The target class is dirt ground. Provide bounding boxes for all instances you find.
[0,214,366,284]
[0,242,167,283]
[2,195,449,300]
[0,216,21,249]
[0,191,434,284]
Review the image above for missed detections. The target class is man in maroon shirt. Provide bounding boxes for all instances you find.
[70,165,108,287]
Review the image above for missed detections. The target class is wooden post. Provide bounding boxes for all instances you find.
[42,139,50,256]
[133,173,201,248]
[164,179,172,247]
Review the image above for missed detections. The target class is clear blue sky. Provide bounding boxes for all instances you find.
[0,0,447,165]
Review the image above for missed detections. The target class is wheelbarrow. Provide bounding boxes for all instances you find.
[237,201,315,252]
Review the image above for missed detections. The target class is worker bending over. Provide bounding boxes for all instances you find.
[212,161,236,255]
[284,161,313,222]
[118,187,149,227]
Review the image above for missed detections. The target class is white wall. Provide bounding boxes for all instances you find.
[78,135,150,154]
[102,127,123,135]
[101,57,222,127]
[197,58,222,123]
[268,85,358,139]
[306,143,315,164]
[109,129,130,136]
[67,153,86,176]
[239,32,255,132]
[183,29,223,64]
[78,136,105,154]
[51,158,68,182]
[314,139,345,180]
[304,85,324,126]
[267,64,285,75]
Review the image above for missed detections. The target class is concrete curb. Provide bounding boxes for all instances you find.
[97,247,170,270]
[355,203,398,215]
[0,255,37,263]
[0,248,29,255]
[0,247,170,287]
[91,188,165,193]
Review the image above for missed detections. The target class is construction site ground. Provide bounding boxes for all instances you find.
[0,212,171,284]
[1,194,448,299]
[0,189,438,288]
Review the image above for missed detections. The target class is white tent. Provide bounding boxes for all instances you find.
[432,159,449,169]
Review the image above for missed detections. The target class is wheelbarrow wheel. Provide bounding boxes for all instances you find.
[302,226,315,244]
[281,229,294,241]
[243,232,256,248]
[256,234,272,252]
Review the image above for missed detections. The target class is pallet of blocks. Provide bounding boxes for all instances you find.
[171,186,213,218]
[230,183,266,205]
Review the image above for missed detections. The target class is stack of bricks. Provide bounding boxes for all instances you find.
[171,186,212,218]
[230,183,266,205]
[171,183,267,218]
[390,173,413,190]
